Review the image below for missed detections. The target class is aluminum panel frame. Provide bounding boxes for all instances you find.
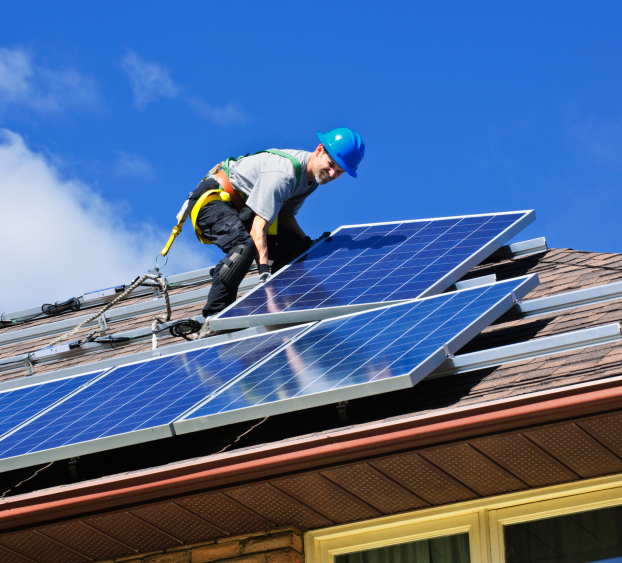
[209,211,535,331]
[175,275,539,435]
[0,326,308,473]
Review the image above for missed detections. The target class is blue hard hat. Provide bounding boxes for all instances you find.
[316,128,365,178]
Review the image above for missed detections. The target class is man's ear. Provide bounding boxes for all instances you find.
[315,143,324,156]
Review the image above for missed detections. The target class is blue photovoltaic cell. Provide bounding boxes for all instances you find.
[0,371,102,438]
[187,278,528,420]
[218,213,529,320]
[227,214,528,318]
[0,327,301,461]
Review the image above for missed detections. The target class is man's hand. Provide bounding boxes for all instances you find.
[258,264,270,283]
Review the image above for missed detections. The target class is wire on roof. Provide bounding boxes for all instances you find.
[168,319,202,340]
[41,297,81,316]
[215,416,270,455]
[0,461,54,501]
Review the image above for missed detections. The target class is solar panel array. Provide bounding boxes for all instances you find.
[212,211,534,330]
[0,328,302,467]
[0,371,103,438]
[178,276,536,431]
[0,211,537,472]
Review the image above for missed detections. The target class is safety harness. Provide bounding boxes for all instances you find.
[160,150,303,257]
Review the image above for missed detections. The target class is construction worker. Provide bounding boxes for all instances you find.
[188,128,365,338]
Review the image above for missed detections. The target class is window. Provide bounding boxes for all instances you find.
[306,474,622,563]
[504,506,622,563]
[336,532,470,563]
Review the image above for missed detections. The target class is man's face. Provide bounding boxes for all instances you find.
[313,146,345,185]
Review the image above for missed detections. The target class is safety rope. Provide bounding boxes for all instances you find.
[151,276,172,350]
[44,272,172,351]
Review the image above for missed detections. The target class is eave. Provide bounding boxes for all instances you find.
[3,372,622,532]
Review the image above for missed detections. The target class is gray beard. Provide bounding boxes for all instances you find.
[314,169,330,185]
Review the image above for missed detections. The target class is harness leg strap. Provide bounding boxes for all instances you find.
[219,243,256,289]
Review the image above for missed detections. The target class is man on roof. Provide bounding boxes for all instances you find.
[186,127,365,338]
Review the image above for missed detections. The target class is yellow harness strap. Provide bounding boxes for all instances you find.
[161,158,280,255]
[190,189,232,245]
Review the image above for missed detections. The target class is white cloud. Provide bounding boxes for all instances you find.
[120,50,250,125]
[114,151,156,179]
[186,96,251,126]
[120,50,179,110]
[0,129,219,313]
[0,47,102,114]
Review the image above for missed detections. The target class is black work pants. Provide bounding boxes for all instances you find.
[197,201,253,317]
[197,200,311,318]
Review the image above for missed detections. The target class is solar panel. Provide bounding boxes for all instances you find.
[177,275,538,433]
[210,211,535,331]
[0,371,104,439]
[0,327,303,471]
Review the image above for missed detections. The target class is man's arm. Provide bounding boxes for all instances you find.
[249,214,270,277]
[278,213,306,239]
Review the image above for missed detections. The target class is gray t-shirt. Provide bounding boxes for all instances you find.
[228,149,318,224]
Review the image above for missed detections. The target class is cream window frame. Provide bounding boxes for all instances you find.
[305,473,622,563]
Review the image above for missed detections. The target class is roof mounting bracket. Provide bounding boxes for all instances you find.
[486,237,548,261]
[68,457,80,481]
[454,274,497,291]
[429,322,622,378]
[98,315,108,336]
[336,401,349,425]
[518,279,622,318]
[24,355,34,376]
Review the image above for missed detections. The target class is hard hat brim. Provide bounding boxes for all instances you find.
[316,131,358,178]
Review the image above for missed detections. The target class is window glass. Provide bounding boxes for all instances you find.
[335,532,470,563]
[504,505,622,563]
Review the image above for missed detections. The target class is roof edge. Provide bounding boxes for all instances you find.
[2,372,622,530]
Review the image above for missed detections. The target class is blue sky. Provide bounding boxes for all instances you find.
[1,1,622,310]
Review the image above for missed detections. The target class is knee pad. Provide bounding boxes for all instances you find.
[219,243,256,289]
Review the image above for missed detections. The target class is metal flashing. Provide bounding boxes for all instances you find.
[429,322,622,378]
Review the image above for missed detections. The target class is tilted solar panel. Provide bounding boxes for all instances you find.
[177,275,539,433]
[0,371,104,439]
[0,327,303,471]
[210,211,535,331]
